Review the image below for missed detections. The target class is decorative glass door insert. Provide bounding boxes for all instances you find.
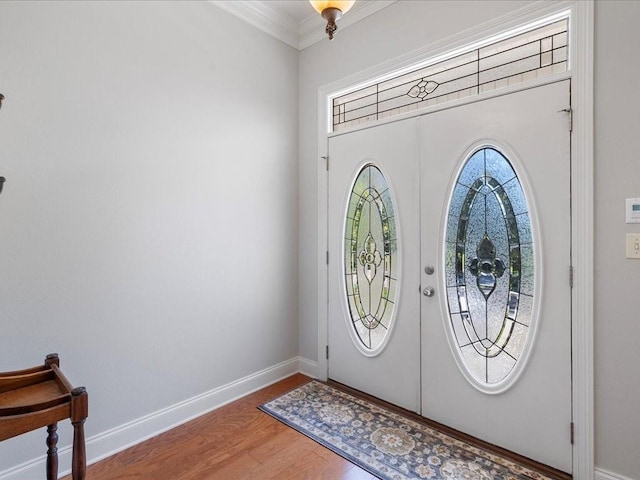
[344,163,398,354]
[445,147,536,391]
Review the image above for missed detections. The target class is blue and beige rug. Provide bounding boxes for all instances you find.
[259,380,559,480]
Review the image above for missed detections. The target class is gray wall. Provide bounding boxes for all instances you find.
[0,0,298,471]
[594,1,640,477]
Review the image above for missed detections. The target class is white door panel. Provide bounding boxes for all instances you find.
[420,81,572,472]
[327,119,421,412]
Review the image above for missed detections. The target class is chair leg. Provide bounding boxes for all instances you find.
[46,423,58,480]
[71,418,86,480]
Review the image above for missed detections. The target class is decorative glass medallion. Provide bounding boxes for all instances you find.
[344,164,398,352]
[445,147,535,388]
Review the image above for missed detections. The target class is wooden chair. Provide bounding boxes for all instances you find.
[0,354,88,480]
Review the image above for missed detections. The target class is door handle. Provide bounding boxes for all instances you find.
[423,286,435,297]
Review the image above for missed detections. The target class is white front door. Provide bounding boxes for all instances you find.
[327,119,421,412]
[420,81,572,472]
[326,81,572,472]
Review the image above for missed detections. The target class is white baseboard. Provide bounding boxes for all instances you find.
[0,356,316,480]
[297,356,319,378]
[596,468,639,480]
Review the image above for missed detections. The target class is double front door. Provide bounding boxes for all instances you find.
[327,81,572,473]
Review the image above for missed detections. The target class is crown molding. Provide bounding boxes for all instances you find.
[209,1,397,50]
[209,1,300,49]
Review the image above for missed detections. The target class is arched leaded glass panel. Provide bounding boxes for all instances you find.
[445,147,535,387]
[344,164,398,352]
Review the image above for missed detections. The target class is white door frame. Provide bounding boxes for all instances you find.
[316,1,593,478]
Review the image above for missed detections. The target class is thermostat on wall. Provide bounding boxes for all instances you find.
[626,198,640,224]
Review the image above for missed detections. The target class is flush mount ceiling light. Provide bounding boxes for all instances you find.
[309,1,355,40]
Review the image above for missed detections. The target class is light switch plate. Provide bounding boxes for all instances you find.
[626,233,640,259]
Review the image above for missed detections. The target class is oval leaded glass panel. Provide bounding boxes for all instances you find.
[445,147,535,389]
[344,164,398,353]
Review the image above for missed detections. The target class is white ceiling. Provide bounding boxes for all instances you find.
[210,0,397,50]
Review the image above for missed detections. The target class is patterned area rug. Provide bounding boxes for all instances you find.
[259,380,558,480]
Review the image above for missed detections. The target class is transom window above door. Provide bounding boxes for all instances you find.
[331,18,568,132]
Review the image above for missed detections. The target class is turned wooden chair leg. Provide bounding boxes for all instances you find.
[70,387,88,480]
[46,423,58,480]
[71,419,86,480]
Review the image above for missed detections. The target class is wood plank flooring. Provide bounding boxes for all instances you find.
[63,374,377,480]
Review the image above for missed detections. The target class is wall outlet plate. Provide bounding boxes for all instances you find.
[626,233,640,259]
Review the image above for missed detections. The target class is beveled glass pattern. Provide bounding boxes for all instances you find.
[445,148,534,386]
[344,164,398,351]
[332,19,568,131]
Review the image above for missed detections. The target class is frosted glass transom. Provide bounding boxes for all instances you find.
[332,19,568,132]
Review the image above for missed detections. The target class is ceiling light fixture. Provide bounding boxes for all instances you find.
[309,1,355,40]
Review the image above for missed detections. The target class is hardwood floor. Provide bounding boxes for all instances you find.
[63,374,377,480]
